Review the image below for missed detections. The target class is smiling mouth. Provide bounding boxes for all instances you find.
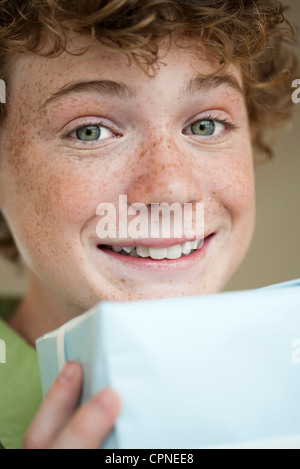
[97,234,214,261]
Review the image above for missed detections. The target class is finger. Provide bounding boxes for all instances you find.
[23,361,83,449]
[50,387,121,449]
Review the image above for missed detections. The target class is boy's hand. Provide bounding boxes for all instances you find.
[23,362,120,449]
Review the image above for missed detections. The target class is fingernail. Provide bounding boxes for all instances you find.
[58,361,77,383]
[96,389,118,414]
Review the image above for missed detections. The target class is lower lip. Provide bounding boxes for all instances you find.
[96,233,215,272]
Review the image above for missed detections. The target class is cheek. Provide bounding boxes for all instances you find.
[210,145,255,221]
[1,137,116,265]
[213,148,256,271]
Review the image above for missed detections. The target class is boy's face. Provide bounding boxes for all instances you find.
[0,34,255,309]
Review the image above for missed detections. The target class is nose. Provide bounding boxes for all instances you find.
[126,134,203,207]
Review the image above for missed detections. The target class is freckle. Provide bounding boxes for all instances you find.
[120,278,126,283]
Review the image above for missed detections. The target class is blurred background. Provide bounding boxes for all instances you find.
[0,0,299,297]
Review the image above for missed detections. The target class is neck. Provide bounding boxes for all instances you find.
[9,269,85,347]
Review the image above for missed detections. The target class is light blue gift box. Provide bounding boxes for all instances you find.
[36,278,300,449]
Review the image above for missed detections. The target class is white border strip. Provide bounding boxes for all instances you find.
[56,325,66,371]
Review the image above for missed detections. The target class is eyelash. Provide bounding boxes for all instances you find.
[67,119,119,141]
[188,113,238,139]
[199,113,236,129]
[66,114,238,144]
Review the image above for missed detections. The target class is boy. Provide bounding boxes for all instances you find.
[0,0,298,449]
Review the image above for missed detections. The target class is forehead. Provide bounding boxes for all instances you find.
[7,33,244,109]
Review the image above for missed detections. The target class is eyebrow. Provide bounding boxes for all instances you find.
[183,74,244,97]
[39,74,243,110]
[39,80,137,110]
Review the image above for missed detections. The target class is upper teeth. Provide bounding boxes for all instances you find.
[110,239,203,260]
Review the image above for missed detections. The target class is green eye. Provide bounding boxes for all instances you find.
[76,126,101,141]
[191,120,215,136]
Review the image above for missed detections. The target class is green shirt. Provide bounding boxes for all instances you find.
[0,298,43,449]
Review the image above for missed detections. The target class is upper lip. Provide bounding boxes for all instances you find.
[98,233,213,249]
